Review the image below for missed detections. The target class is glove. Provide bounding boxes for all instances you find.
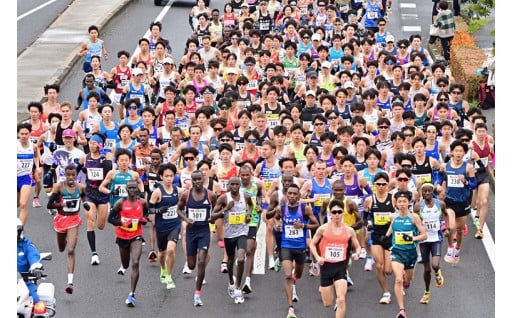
[153,181,161,190]
[43,172,54,188]
[159,206,169,214]
[48,142,57,153]
[112,188,120,196]
[138,192,146,199]
[380,235,391,246]
[149,208,158,214]
[83,127,90,134]
[30,268,43,280]
[65,200,75,208]
[402,233,414,242]
[366,223,374,231]
[83,202,91,211]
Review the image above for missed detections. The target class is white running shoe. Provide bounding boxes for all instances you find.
[359,247,367,259]
[228,284,236,298]
[117,266,126,275]
[91,254,100,265]
[234,289,245,304]
[183,263,192,274]
[364,257,374,271]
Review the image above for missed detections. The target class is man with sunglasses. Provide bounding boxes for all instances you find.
[309,198,361,318]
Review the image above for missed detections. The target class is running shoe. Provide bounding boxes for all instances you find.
[287,306,297,318]
[183,263,192,274]
[91,254,100,265]
[309,262,319,276]
[473,216,480,229]
[417,253,423,264]
[379,292,392,304]
[166,277,176,290]
[48,209,57,216]
[453,248,461,264]
[194,294,203,306]
[218,240,225,248]
[268,258,276,270]
[148,250,157,263]
[444,246,454,264]
[195,276,207,285]
[221,262,228,273]
[475,229,484,239]
[160,268,166,284]
[32,197,41,208]
[228,284,236,298]
[395,309,407,318]
[292,285,299,303]
[435,270,444,288]
[359,247,367,259]
[125,294,135,307]
[242,281,253,294]
[420,291,431,304]
[234,289,245,304]
[274,258,281,272]
[117,266,126,276]
[64,284,73,294]
[364,257,374,271]
[346,274,354,287]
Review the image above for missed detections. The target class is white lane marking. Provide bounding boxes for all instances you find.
[253,222,267,275]
[18,0,57,21]
[399,3,416,9]
[131,2,173,59]
[471,210,495,271]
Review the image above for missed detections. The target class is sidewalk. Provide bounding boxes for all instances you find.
[16,0,131,120]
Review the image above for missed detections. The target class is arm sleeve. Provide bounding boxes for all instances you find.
[108,206,122,226]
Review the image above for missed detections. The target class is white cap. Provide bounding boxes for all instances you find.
[305,90,316,97]
[226,67,238,75]
[385,35,395,43]
[132,68,143,76]
[321,61,331,69]
[162,57,174,64]
[241,2,249,7]
[312,33,322,41]
[344,81,355,89]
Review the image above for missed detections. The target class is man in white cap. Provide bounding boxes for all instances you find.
[120,68,151,119]
[383,34,397,55]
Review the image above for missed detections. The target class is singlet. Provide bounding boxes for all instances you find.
[115,139,137,156]
[217,164,239,194]
[363,0,381,28]
[238,92,253,110]
[310,178,332,218]
[113,65,131,94]
[84,153,110,190]
[28,120,45,146]
[157,72,174,100]
[281,203,308,249]
[99,121,119,152]
[115,199,144,240]
[344,174,365,212]
[52,147,85,183]
[41,131,57,166]
[319,223,351,264]
[363,108,379,129]
[82,87,104,110]
[336,104,352,127]
[412,155,433,184]
[419,199,443,243]
[414,111,428,128]
[85,39,103,63]
[233,129,245,152]
[391,213,417,251]
[444,161,471,203]
[264,103,281,129]
[241,180,260,227]
[241,148,260,165]
[471,140,491,172]
[17,141,34,177]
[121,117,143,132]
[376,96,392,114]
[110,170,135,206]
[369,193,394,237]
[257,10,273,36]
[82,109,102,139]
[154,185,181,233]
[318,152,335,168]
[259,160,282,192]
[175,114,191,136]
[224,191,250,238]
[309,133,322,151]
[60,186,82,215]
[425,141,441,161]
[186,189,212,233]
[289,142,306,166]
[354,155,367,172]
[124,83,146,117]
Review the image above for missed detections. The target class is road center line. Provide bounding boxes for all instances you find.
[18,0,57,22]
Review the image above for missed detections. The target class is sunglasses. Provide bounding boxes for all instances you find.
[385,61,394,65]
[401,164,412,169]
[220,138,232,142]
[334,23,342,26]
[246,63,255,66]
[397,178,409,182]
[451,91,462,94]
[379,24,386,26]
[330,209,343,215]
[247,138,258,143]
[183,157,195,161]
[375,182,388,186]
[337,95,346,98]
[378,126,389,129]
[220,106,230,110]
[403,133,414,137]
[328,117,338,120]
[128,105,138,110]
[335,156,343,160]
[213,127,223,132]
[314,122,325,126]
[238,82,248,85]
[399,46,407,49]
[438,99,448,102]
[438,84,447,87]
[460,138,471,142]
[426,130,437,133]
[302,36,310,39]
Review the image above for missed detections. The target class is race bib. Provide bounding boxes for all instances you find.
[447,175,464,188]
[314,194,331,207]
[324,245,346,262]
[87,167,104,180]
[423,219,440,232]
[189,208,207,222]
[105,139,115,150]
[114,184,128,197]
[228,210,246,225]
[374,212,391,226]
[163,206,178,220]
[120,216,139,232]
[394,231,414,245]
[284,225,303,238]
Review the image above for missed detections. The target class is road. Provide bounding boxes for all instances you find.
[16,0,495,317]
